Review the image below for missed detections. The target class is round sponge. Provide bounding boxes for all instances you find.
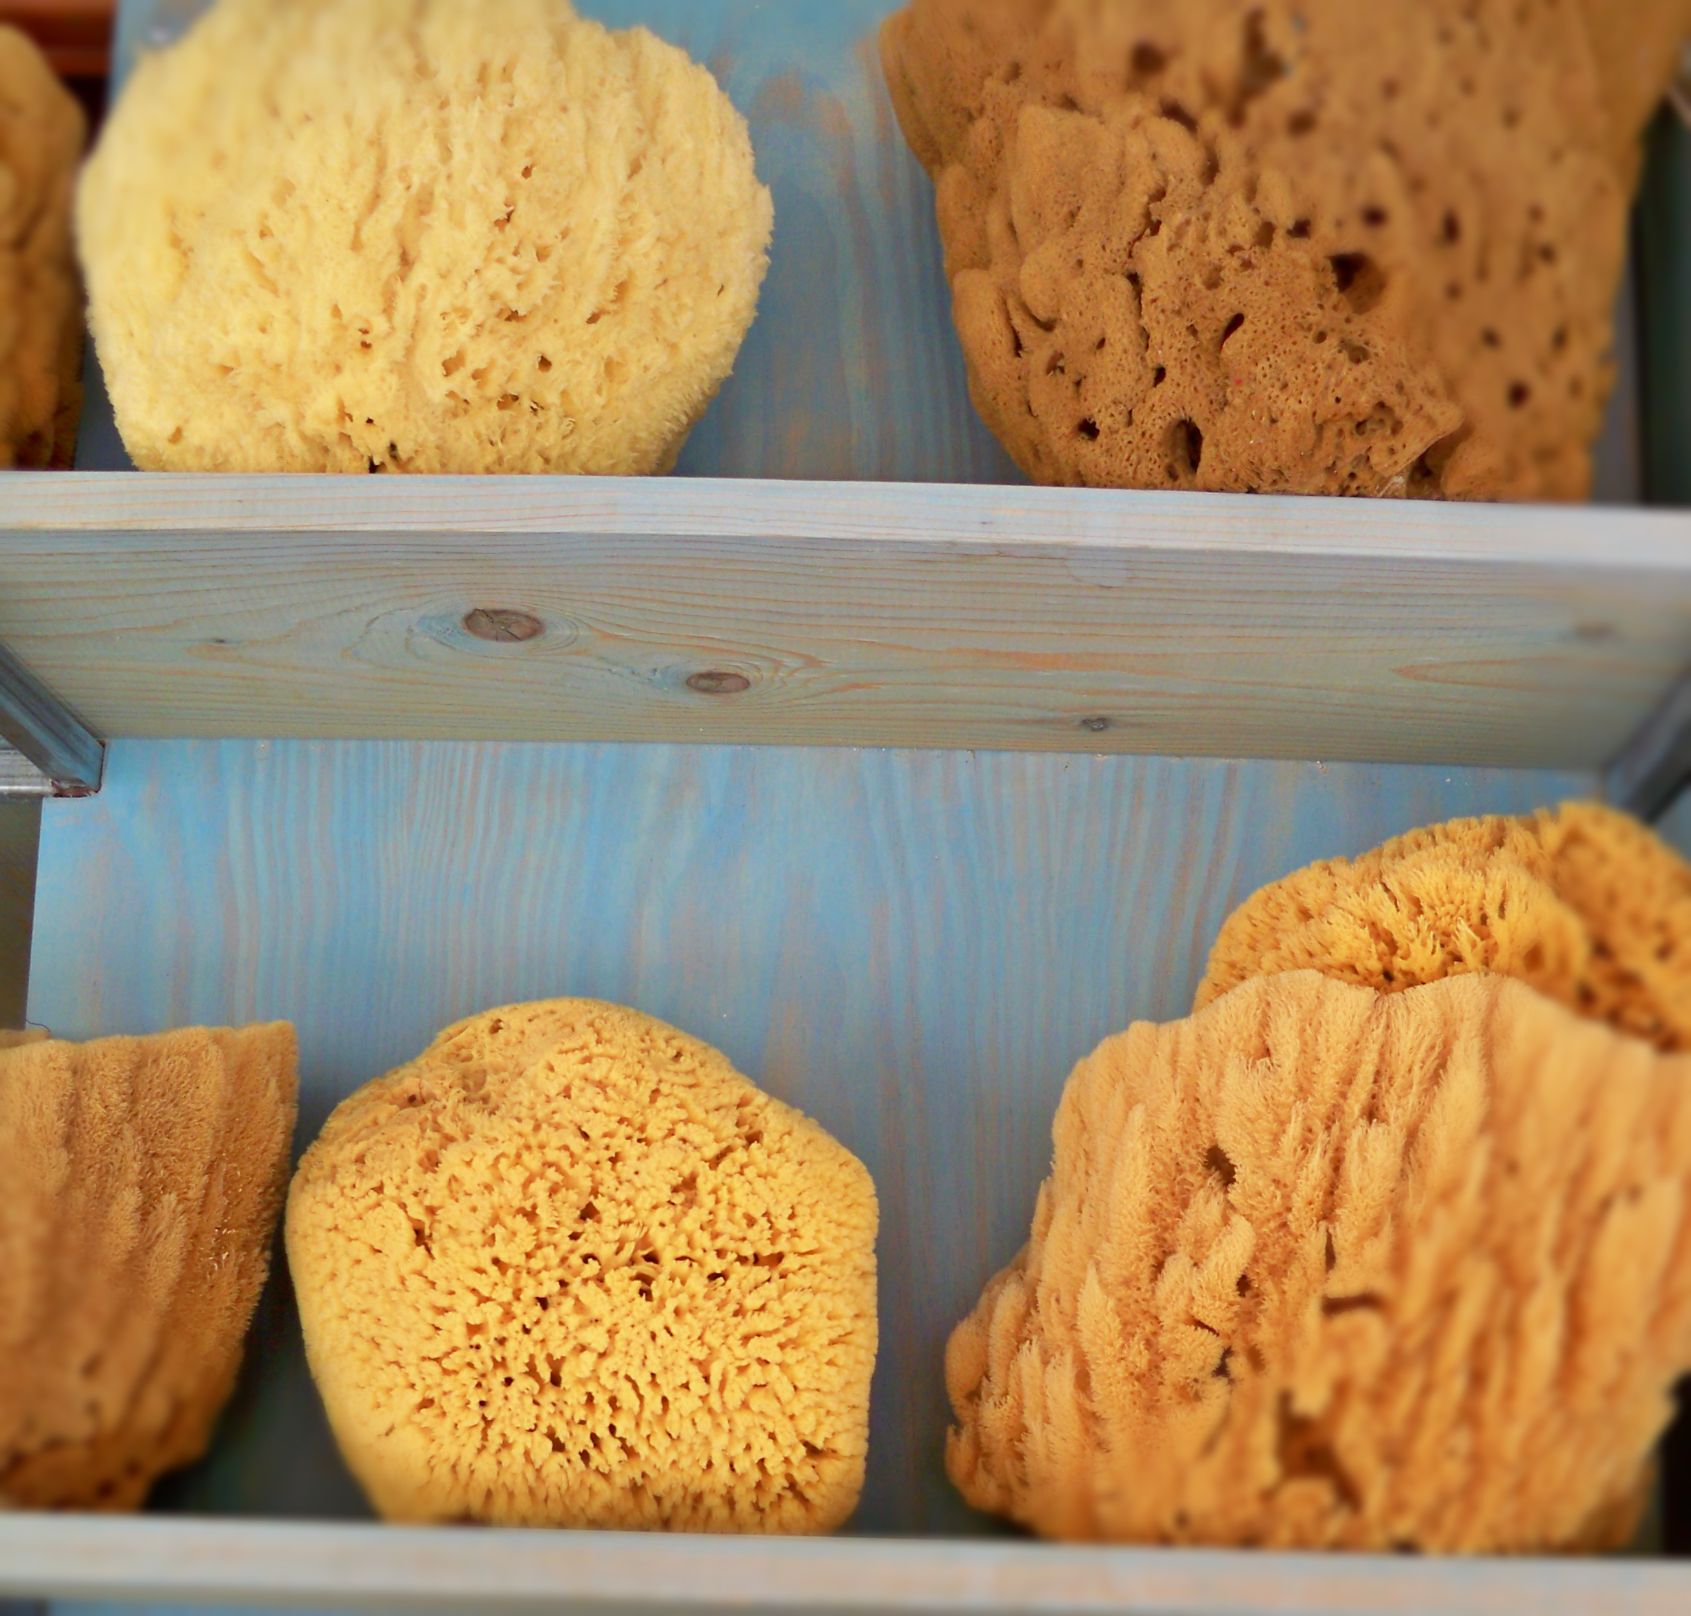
[0,25,84,468]
[0,1024,299,1509]
[77,0,773,474]
[947,971,1691,1550]
[285,1000,878,1532]
[1195,802,1691,1051]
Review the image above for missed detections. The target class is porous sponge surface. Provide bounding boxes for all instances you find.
[946,971,1691,1550]
[1196,802,1691,1053]
[286,1000,878,1533]
[0,1025,299,1509]
[883,0,1690,499]
[0,26,84,468]
[77,0,773,474]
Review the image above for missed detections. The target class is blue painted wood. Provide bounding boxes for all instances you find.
[27,740,1591,1538]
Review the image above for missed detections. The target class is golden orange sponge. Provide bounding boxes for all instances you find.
[0,25,84,469]
[1196,801,1691,1052]
[946,972,1691,1550]
[0,1024,299,1509]
[286,1000,878,1533]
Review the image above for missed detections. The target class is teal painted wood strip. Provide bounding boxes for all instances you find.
[27,741,1590,1538]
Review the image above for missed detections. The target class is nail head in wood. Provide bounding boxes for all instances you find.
[1081,715,1111,733]
[687,670,752,696]
[463,609,544,644]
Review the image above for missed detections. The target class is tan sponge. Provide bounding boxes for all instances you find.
[76,0,773,474]
[0,1024,299,1509]
[883,0,1691,499]
[1197,802,1691,1052]
[286,1000,878,1532]
[946,972,1691,1551]
[0,25,85,468]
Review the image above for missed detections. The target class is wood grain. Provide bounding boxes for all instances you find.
[25,740,1589,1545]
[4,476,1690,767]
[11,1517,1691,1616]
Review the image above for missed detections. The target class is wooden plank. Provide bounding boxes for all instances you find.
[3,477,1690,767]
[7,1517,1691,1615]
[25,740,1590,1544]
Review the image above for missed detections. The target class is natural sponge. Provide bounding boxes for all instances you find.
[286,1000,878,1532]
[1196,802,1691,1052]
[77,0,773,474]
[0,25,85,468]
[946,971,1691,1550]
[883,0,1686,499]
[0,1024,299,1509]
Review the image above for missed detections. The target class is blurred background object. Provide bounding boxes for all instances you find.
[0,0,110,121]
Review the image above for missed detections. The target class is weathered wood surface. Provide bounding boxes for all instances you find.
[25,740,1588,1553]
[5,476,1689,767]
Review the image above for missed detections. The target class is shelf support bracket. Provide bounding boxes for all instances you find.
[1604,671,1691,822]
[0,642,104,801]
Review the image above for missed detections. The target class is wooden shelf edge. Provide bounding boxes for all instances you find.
[4,474,1691,569]
[0,1517,1686,1615]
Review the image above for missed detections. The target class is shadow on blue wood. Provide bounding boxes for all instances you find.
[29,741,1589,1537]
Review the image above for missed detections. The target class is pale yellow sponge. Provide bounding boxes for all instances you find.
[0,26,85,468]
[0,1024,299,1509]
[947,972,1691,1551]
[286,1000,878,1532]
[1196,802,1691,1052]
[77,0,773,474]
